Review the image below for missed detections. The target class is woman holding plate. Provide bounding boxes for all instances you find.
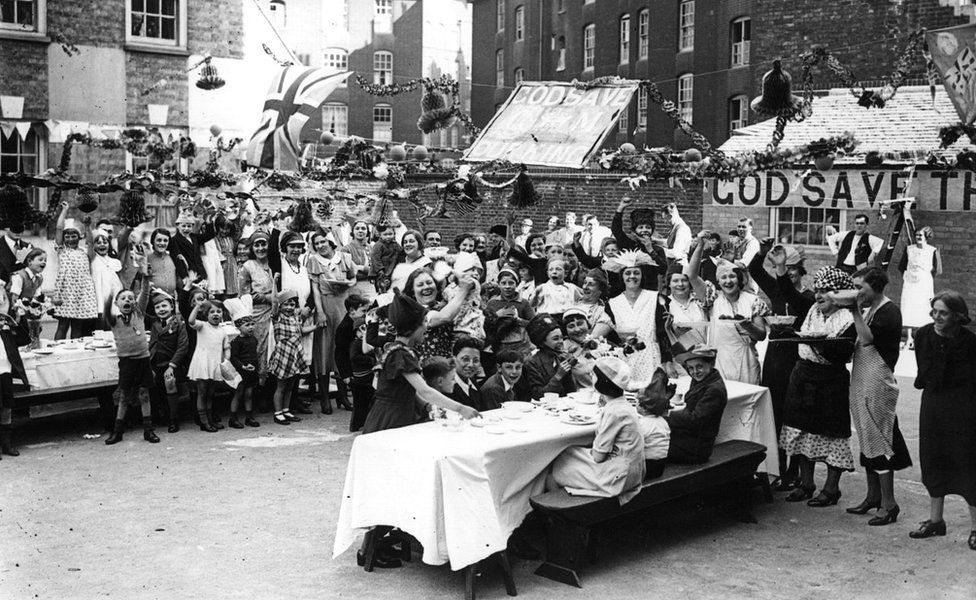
[686,231,768,385]
[779,267,857,507]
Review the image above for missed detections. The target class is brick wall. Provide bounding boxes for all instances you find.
[0,42,48,119]
[339,171,703,242]
[48,0,126,47]
[188,0,245,59]
[125,53,189,126]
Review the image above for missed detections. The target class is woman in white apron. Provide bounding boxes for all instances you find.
[898,226,941,348]
[686,232,768,385]
[604,250,673,381]
[847,267,912,525]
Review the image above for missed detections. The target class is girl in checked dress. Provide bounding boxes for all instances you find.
[268,289,317,426]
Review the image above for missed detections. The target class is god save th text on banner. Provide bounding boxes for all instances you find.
[710,169,976,212]
[463,81,639,169]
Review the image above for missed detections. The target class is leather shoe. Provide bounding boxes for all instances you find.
[785,485,816,503]
[846,499,881,515]
[143,429,160,444]
[105,431,124,445]
[807,489,841,507]
[357,550,403,569]
[868,505,899,526]
[909,519,946,539]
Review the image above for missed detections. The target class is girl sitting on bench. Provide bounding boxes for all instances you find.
[549,356,646,504]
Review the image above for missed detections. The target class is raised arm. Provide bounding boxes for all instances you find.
[403,371,479,419]
[427,276,475,328]
[187,301,204,330]
[611,198,637,251]
[684,232,709,301]
[748,241,778,298]
[55,201,69,240]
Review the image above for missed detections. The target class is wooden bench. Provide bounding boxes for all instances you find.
[529,439,769,587]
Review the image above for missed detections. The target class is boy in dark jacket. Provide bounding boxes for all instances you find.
[149,290,189,433]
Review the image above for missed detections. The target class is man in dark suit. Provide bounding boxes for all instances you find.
[479,348,530,408]
[0,226,31,285]
[449,336,486,411]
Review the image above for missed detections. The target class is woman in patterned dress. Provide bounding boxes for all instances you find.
[267,289,316,426]
[238,232,277,386]
[308,230,356,414]
[403,267,475,362]
[53,201,98,339]
[845,267,911,526]
[780,267,857,507]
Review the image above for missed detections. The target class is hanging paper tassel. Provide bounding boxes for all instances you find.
[508,165,539,208]
[369,195,394,226]
[288,198,316,232]
[0,185,45,231]
[117,190,153,227]
[462,177,480,203]
[75,188,100,213]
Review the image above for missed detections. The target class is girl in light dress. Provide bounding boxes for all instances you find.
[53,201,98,339]
[187,299,229,432]
[89,229,123,330]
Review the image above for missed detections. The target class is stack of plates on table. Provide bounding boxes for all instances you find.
[501,401,533,413]
[567,389,598,405]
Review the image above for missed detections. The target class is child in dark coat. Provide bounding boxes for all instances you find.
[225,295,260,428]
[148,290,189,433]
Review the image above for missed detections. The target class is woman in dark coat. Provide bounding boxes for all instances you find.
[908,290,976,550]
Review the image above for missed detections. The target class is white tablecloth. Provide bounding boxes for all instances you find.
[333,377,778,571]
[21,343,119,391]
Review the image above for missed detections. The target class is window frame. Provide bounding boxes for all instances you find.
[618,105,629,133]
[373,50,393,85]
[0,0,46,37]
[514,67,524,85]
[637,9,648,60]
[325,47,349,86]
[678,0,694,52]
[771,207,845,249]
[496,0,505,31]
[372,103,393,142]
[0,126,46,209]
[637,86,648,130]
[496,49,505,87]
[125,0,187,50]
[583,23,595,70]
[618,14,630,65]
[677,74,694,124]
[728,94,749,135]
[514,5,523,41]
[374,0,392,33]
[322,102,349,137]
[730,17,751,67]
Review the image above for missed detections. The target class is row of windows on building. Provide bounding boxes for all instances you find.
[324,49,393,84]
[495,2,749,67]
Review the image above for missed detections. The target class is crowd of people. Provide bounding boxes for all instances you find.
[0,188,972,557]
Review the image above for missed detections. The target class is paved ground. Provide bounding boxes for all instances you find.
[1,375,974,600]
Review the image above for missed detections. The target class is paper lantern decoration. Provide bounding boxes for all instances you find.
[195,60,225,90]
[814,154,835,171]
[412,145,429,161]
[76,189,100,213]
[508,166,539,208]
[619,142,636,154]
[751,60,804,117]
[865,151,883,168]
[117,190,153,227]
[319,130,334,145]
[684,148,702,162]
[388,144,407,162]
[417,108,456,134]
[209,124,222,137]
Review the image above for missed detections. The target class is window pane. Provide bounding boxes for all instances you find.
[793,207,808,221]
[162,0,175,16]
[161,18,175,40]
[777,225,792,244]
[809,208,823,221]
[132,0,144,12]
[147,0,159,13]
[778,207,792,221]
[146,16,160,38]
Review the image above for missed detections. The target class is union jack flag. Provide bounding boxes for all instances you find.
[246,67,351,171]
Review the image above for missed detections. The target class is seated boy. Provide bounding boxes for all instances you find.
[449,336,486,410]
[479,348,530,408]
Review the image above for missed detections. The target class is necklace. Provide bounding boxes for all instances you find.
[286,258,302,274]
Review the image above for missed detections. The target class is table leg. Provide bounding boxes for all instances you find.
[494,551,518,597]
[464,564,476,600]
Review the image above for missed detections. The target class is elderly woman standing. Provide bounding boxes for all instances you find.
[780,267,857,507]
[604,251,674,381]
[845,267,912,526]
[308,230,356,414]
[686,231,768,384]
[238,232,277,387]
[909,291,976,550]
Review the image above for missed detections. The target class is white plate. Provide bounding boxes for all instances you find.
[509,425,529,433]
[31,348,54,355]
[469,418,486,428]
[500,412,521,420]
[501,402,533,413]
[560,414,595,426]
[484,426,506,435]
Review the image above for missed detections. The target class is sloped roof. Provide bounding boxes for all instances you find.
[719,85,973,162]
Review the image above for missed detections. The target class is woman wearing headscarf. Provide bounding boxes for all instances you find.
[686,231,768,384]
[909,290,976,550]
[780,267,857,507]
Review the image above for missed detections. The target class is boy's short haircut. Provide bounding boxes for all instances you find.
[421,356,453,382]
[344,293,370,312]
[452,335,484,357]
[495,348,524,366]
[234,315,254,327]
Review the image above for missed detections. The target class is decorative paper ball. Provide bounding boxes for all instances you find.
[684,148,702,162]
[319,130,335,145]
[388,144,407,162]
[412,145,429,161]
[814,154,835,171]
[209,124,222,137]
[865,151,883,168]
[619,143,636,154]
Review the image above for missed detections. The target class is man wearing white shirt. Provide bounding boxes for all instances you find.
[732,218,761,293]
[824,213,883,274]
[579,214,613,257]
[655,203,692,267]
[513,218,533,250]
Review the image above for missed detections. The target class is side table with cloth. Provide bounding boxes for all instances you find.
[333,377,778,571]
[21,342,119,390]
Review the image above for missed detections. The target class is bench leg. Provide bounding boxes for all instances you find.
[722,479,758,524]
[533,514,588,588]
[757,472,774,504]
[464,564,476,600]
[586,526,602,565]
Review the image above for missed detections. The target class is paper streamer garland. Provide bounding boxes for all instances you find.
[354,74,480,136]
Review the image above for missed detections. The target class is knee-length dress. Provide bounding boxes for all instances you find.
[607,290,663,381]
[280,256,314,365]
[362,343,421,434]
[90,253,123,320]
[899,244,938,328]
[849,300,912,471]
[707,292,769,385]
[239,260,276,376]
[268,312,308,379]
[187,322,228,381]
[54,246,98,319]
[308,251,355,377]
[914,324,976,505]
[216,236,240,297]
